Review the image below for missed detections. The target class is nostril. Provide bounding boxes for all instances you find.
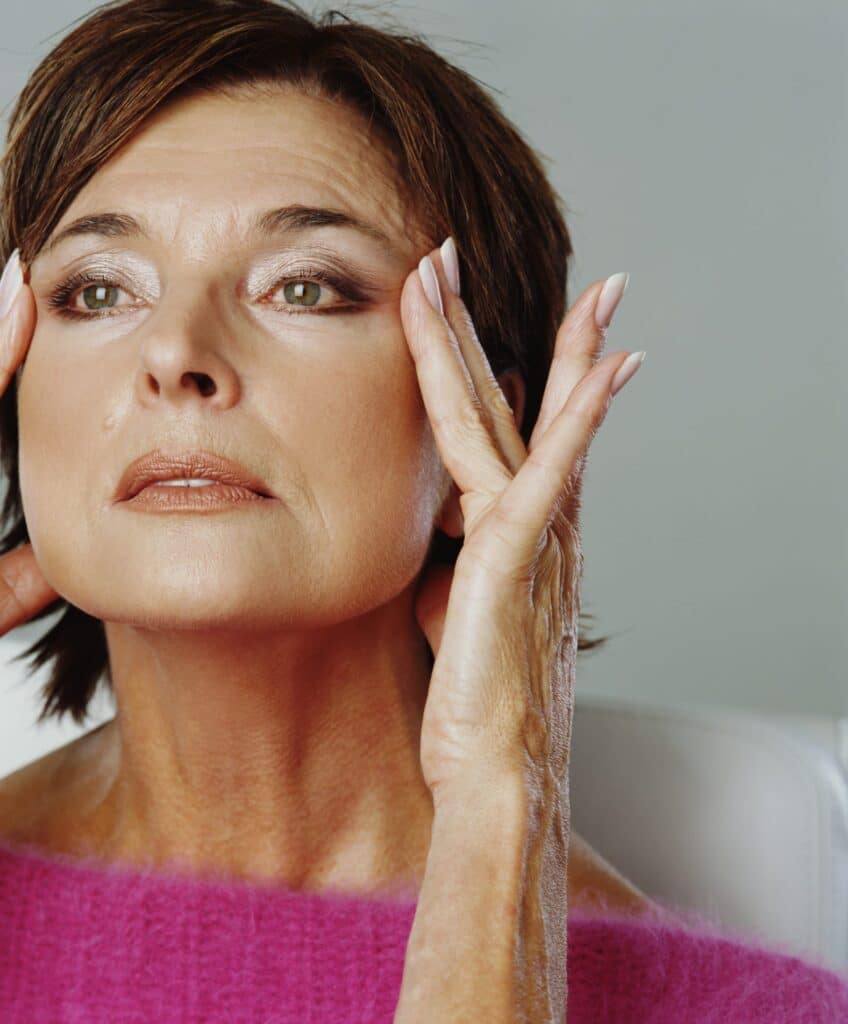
[186,372,215,397]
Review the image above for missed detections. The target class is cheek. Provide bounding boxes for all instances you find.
[16,345,107,577]
[287,341,443,567]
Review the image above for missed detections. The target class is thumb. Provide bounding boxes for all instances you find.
[413,561,455,658]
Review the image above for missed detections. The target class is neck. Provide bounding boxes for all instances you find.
[60,582,436,895]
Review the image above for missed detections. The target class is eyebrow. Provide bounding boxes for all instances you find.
[39,204,400,260]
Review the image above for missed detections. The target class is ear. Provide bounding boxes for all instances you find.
[434,367,527,539]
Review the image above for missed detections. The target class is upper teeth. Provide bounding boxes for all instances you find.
[157,478,219,487]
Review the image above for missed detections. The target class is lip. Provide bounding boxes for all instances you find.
[114,449,276,503]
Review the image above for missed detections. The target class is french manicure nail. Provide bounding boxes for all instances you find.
[0,250,23,321]
[610,350,646,396]
[440,236,461,296]
[595,271,629,330]
[418,255,443,314]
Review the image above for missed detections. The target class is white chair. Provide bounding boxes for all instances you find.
[569,694,848,979]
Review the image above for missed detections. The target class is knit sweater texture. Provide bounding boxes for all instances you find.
[1,836,846,1022]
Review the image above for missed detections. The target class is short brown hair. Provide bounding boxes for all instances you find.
[0,0,607,726]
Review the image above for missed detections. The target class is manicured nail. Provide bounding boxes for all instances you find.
[418,255,443,314]
[440,236,461,296]
[610,350,646,396]
[0,249,23,321]
[595,271,629,330]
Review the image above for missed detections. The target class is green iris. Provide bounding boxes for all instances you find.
[82,284,120,310]
[283,280,321,307]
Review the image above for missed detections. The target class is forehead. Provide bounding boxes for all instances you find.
[52,86,422,255]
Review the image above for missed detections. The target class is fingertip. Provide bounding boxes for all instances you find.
[399,267,431,359]
[610,350,646,397]
[595,272,630,330]
[439,236,461,297]
[3,282,36,369]
[418,254,444,315]
[0,250,23,322]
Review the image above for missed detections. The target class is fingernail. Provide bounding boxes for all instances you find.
[0,249,23,321]
[610,350,646,396]
[440,236,461,296]
[418,255,443,314]
[595,271,629,330]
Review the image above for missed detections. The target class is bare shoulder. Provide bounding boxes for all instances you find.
[0,732,659,920]
[568,829,660,918]
[0,754,49,841]
[0,728,104,844]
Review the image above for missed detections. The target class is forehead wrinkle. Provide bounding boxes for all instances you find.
[64,194,410,269]
[42,90,425,267]
[110,95,409,229]
[71,169,412,263]
[120,95,402,193]
[109,145,405,222]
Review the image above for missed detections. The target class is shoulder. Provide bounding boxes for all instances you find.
[0,737,657,921]
[0,731,96,846]
[568,829,659,918]
[0,753,53,842]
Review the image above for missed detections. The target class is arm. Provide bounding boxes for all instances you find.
[394,246,636,1022]
[394,768,570,1024]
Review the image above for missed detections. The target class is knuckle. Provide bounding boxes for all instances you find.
[450,395,485,439]
[487,379,517,422]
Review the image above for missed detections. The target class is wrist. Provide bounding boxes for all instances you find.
[396,776,528,1023]
[429,765,531,835]
[395,768,567,1024]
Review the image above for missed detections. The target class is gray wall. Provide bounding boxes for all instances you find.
[0,0,844,778]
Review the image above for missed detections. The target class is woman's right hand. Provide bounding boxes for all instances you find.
[0,250,60,634]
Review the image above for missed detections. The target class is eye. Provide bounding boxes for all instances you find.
[273,278,325,309]
[46,265,370,322]
[47,272,140,320]
[80,283,125,311]
[264,269,363,315]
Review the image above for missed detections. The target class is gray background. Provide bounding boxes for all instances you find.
[0,0,844,778]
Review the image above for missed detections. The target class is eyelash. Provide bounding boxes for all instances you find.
[45,267,368,321]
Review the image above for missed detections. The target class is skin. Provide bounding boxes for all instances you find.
[3,84,654,913]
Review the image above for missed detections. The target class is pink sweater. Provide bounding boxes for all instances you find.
[1,836,846,1022]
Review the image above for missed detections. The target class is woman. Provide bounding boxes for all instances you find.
[0,2,844,1021]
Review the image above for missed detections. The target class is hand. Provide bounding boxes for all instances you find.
[399,239,643,800]
[0,251,61,633]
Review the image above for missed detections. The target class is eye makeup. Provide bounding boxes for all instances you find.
[42,250,382,322]
[46,268,142,321]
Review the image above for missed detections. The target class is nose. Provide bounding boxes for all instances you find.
[139,362,237,408]
[135,301,242,411]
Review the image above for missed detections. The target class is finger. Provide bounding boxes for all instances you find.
[0,254,35,393]
[428,239,528,476]
[528,273,629,455]
[0,543,59,636]
[485,351,634,565]
[413,560,454,658]
[527,273,628,528]
[400,254,513,504]
[0,253,58,634]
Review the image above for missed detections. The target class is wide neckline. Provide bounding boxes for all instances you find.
[0,830,424,909]
[0,830,682,928]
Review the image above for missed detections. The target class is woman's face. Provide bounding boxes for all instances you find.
[21,87,451,629]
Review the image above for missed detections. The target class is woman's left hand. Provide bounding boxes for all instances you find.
[400,238,642,804]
